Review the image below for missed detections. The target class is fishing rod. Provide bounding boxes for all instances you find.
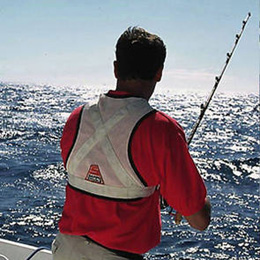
[168,12,251,220]
[187,12,251,145]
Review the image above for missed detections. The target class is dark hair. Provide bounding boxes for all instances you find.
[115,27,166,80]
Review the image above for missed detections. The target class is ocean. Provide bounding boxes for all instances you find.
[0,83,259,259]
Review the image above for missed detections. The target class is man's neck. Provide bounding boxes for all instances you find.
[116,79,156,101]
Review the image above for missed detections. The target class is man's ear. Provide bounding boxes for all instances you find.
[154,66,163,82]
[114,61,118,79]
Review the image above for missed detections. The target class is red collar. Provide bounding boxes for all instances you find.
[106,90,140,98]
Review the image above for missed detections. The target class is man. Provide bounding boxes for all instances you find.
[52,27,211,260]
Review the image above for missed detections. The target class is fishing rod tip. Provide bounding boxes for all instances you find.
[248,12,251,17]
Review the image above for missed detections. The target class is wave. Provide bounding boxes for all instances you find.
[195,157,260,184]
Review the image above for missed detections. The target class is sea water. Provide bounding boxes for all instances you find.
[0,83,259,259]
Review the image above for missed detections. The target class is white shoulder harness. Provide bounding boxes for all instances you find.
[66,94,156,199]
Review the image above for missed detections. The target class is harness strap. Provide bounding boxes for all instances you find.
[68,173,156,199]
[68,104,127,174]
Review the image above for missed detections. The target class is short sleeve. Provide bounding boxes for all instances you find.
[130,111,207,216]
[160,118,206,216]
[60,106,83,167]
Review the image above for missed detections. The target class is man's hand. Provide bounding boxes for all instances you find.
[174,212,183,225]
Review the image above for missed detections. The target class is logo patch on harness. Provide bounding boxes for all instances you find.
[85,165,104,184]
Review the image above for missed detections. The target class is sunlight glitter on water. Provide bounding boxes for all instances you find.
[0,83,259,259]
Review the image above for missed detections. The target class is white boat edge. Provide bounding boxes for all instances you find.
[0,238,52,260]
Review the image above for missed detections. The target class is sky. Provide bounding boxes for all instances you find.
[0,0,258,93]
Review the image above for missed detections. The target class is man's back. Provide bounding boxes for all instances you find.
[58,90,207,254]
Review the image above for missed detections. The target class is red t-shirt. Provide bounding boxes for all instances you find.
[58,90,206,254]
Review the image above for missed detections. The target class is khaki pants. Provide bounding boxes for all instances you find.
[52,232,144,260]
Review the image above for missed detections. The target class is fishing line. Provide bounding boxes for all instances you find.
[166,12,251,220]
